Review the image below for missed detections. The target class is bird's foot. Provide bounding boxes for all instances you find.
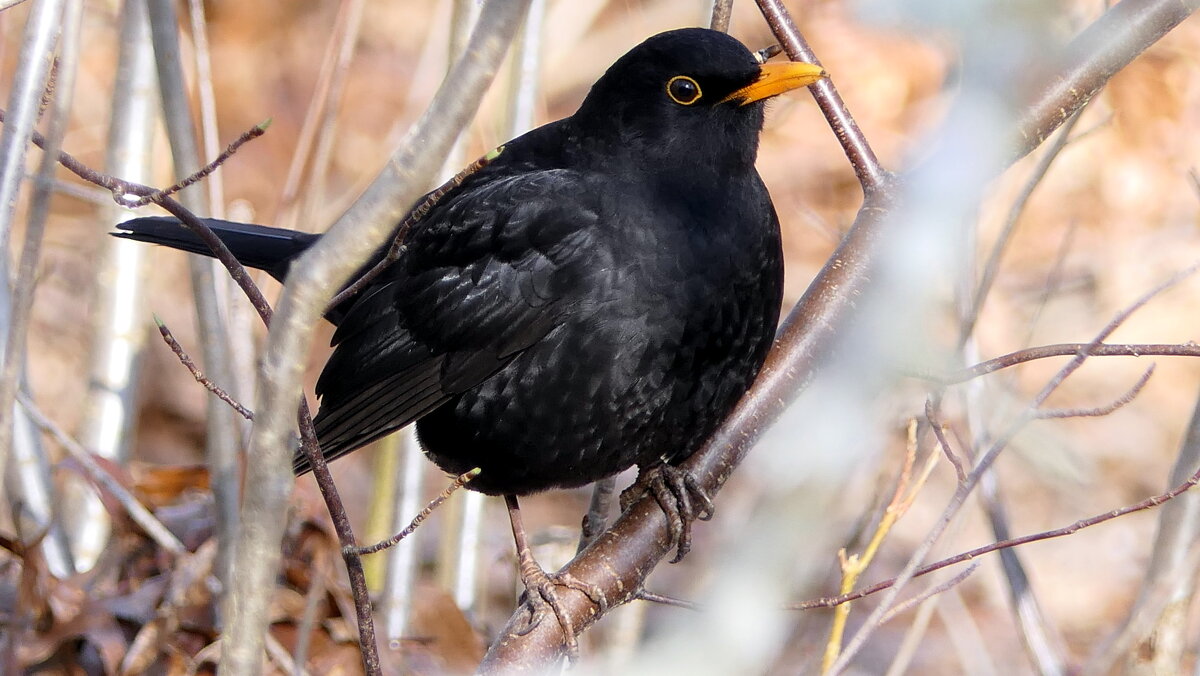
[514,551,608,661]
[620,464,714,563]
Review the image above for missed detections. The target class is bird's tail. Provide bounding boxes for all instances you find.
[113,216,319,283]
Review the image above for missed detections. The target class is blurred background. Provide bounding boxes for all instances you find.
[3,0,1200,673]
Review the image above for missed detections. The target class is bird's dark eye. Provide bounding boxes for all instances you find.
[666,76,702,105]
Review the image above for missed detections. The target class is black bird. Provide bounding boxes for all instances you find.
[116,27,823,649]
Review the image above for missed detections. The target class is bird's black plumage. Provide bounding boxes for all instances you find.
[115,28,821,498]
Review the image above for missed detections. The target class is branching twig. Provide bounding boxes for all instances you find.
[822,420,937,672]
[792,430,1200,611]
[832,262,1200,672]
[122,121,268,208]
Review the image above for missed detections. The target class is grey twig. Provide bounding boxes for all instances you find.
[17,392,185,554]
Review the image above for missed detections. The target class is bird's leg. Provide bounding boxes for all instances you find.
[619,464,715,563]
[504,495,608,661]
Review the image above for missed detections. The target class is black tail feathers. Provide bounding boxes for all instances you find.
[113,216,319,283]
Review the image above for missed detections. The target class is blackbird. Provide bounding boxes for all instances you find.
[117,27,823,650]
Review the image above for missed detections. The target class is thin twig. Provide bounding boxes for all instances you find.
[959,108,1088,345]
[635,590,701,611]
[925,396,968,483]
[123,121,268,208]
[326,149,501,312]
[792,437,1200,611]
[352,469,481,556]
[154,317,253,420]
[832,262,1200,672]
[941,343,1200,384]
[0,109,275,321]
[1034,365,1154,419]
[17,392,186,554]
[878,564,979,625]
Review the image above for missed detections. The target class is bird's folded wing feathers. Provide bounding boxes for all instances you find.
[307,170,603,466]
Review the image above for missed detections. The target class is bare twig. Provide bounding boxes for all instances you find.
[154,318,253,421]
[925,397,968,483]
[122,121,268,208]
[832,262,1200,672]
[1033,365,1154,419]
[792,429,1200,612]
[823,420,937,672]
[635,590,701,611]
[942,343,1200,384]
[352,469,480,556]
[878,564,980,625]
[17,392,185,554]
[753,0,886,192]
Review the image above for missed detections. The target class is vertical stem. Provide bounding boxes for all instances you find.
[0,0,66,486]
[709,0,734,32]
[381,428,424,639]
[66,0,157,572]
[146,0,243,597]
[1,0,81,578]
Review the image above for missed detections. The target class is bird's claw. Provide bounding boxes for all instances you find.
[515,558,608,661]
[620,464,714,563]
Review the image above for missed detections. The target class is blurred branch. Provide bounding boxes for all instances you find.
[833,261,1198,672]
[480,0,1197,667]
[709,0,734,32]
[1088,384,1200,673]
[0,0,66,488]
[17,392,185,554]
[1013,0,1200,159]
[1,0,82,579]
[225,1,532,672]
[67,0,156,573]
[943,343,1200,383]
[276,0,366,231]
[959,108,1087,345]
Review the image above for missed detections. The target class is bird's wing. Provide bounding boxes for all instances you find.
[305,169,602,469]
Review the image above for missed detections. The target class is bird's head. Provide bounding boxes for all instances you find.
[572,28,825,171]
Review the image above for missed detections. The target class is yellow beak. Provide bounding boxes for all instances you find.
[719,61,826,105]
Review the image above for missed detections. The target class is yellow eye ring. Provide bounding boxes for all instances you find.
[666,75,702,105]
